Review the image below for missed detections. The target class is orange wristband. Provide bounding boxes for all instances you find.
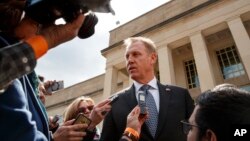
[125,127,139,139]
[25,35,48,59]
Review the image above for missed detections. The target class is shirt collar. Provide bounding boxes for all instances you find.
[134,77,158,93]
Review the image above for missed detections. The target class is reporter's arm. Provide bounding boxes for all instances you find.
[119,106,148,141]
[0,14,85,90]
[40,14,85,50]
[0,42,36,90]
[82,99,111,141]
[88,99,111,130]
[24,13,85,58]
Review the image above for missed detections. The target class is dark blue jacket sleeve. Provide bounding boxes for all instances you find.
[0,79,47,141]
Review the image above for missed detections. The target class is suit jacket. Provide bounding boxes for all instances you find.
[100,82,194,141]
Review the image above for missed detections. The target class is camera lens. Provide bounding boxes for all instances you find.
[78,13,98,39]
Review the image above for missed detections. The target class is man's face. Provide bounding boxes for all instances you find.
[187,106,201,141]
[125,41,156,83]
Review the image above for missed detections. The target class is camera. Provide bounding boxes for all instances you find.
[25,0,114,39]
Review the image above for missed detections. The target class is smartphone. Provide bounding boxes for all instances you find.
[73,113,92,126]
[138,91,147,116]
[52,115,60,123]
[51,114,63,124]
[47,81,64,93]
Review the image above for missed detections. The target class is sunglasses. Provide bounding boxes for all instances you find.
[180,120,200,134]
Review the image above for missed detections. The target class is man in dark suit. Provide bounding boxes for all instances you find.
[100,37,194,141]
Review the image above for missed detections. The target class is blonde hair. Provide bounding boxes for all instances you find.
[63,96,94,122]
[124,36,156,54]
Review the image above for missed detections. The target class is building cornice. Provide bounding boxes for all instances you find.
[101,0,219,55]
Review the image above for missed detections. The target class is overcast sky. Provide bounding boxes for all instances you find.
[35,0,169,87]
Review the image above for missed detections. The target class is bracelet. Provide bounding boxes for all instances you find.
[123,127,139,141]
[123,132,138,141]
[25,35,48,59]
[125,127,139,139]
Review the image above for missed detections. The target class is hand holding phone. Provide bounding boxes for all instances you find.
[100,95,119,115]
[52,115,60,123]
[73,113,92,127]
[49,115,60,131]
[46,81,64,93]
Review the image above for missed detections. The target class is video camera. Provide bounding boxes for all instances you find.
[25,0,114,39]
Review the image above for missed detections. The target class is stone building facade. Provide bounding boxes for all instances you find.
[46,0,250,126]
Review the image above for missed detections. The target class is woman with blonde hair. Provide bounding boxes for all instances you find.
[63,96,111,141]
[64,96,95,122]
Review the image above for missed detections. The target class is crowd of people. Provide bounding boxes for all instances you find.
[1,0,250,141]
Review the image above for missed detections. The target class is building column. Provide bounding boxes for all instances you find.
[103,66,118,99]
[190,31,216,92]
[157,46,175,85]
[227,16,250,79]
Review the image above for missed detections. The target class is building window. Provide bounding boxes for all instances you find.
[216,45,245,79]
[184,59,200,89]
[240,85,250,92]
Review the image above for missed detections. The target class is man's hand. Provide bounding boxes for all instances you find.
[53,119,87,141]
[88,99,111,130]
[38,80,57,104]
[126,106,148,134]
[49,115,59,131]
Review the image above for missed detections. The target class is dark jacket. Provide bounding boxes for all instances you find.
[100,82,194,141]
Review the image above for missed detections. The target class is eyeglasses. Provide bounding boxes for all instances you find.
[77,105,94,114]
[180,120,200,134]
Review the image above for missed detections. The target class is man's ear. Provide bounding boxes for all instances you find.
[150,52,157,64]
[202,129,217,141]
